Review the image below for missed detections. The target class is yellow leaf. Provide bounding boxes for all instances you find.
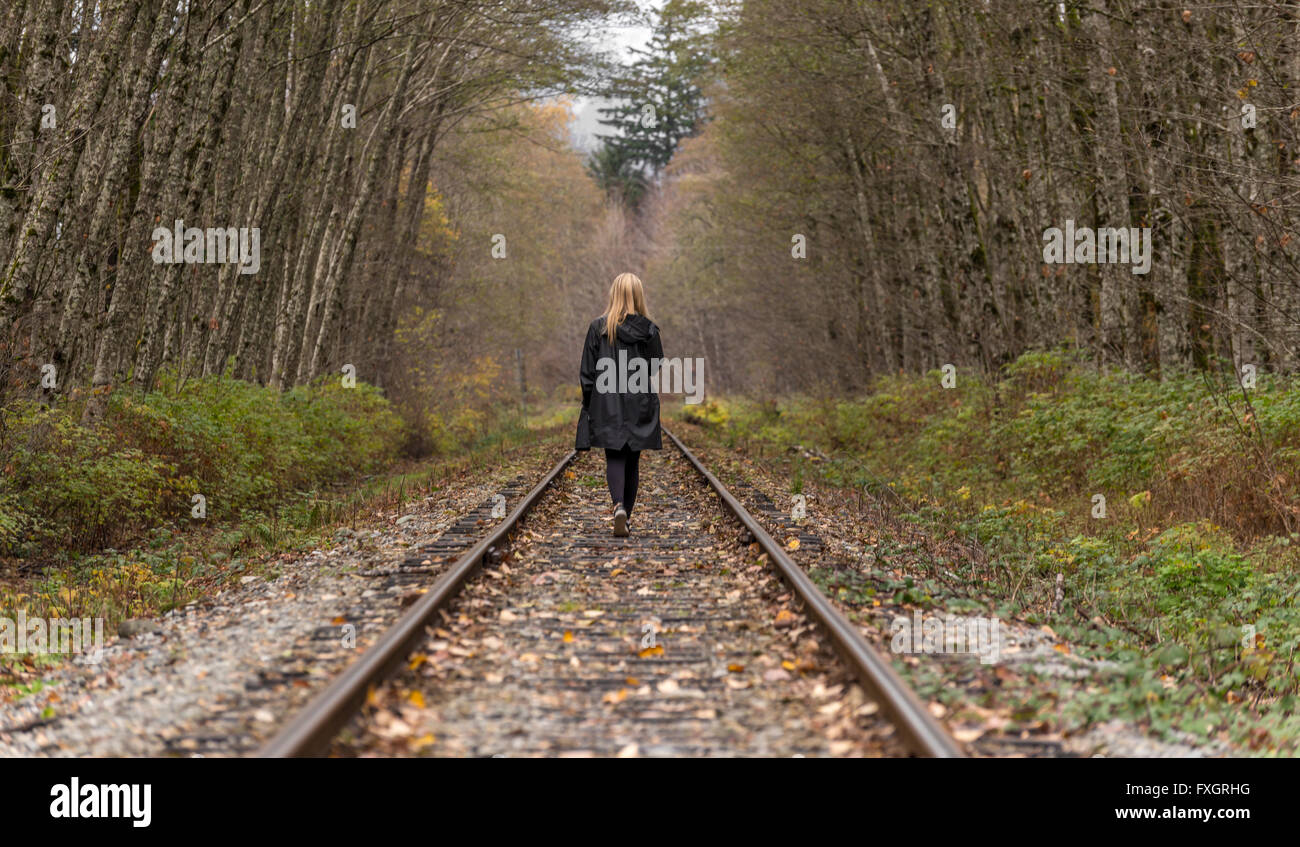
[781,660,796,671]
[409,734,436,751]
[408,654,427,671]
[408,690,426,708]
[727,663,745,672]
[638,644,664,658]
[563,630,574,643]
[786,537,800,551]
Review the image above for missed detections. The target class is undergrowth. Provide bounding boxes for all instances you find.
[686,349,1300,751]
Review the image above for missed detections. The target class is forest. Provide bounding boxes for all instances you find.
[6,0,1297,411]
[2,0,1300,764]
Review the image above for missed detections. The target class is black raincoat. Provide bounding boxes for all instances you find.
[576,314,663,451]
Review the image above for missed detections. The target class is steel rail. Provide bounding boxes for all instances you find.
[260,430,963,757]
[665,428,966,758]
[257,448,579,757]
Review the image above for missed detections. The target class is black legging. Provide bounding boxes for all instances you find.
[605,445,641,515]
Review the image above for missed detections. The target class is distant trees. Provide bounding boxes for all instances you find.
[588,0,713,207]
[426,100,612,428]
[652,0,1300,393]
[0,0,621,421]
[12,0,1292,418]
[585,143,649,208]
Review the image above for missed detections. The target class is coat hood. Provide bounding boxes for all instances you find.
[614,313,656,344]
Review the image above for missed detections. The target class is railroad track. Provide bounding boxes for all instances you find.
[258,430,964,758]
[156,476,538,757]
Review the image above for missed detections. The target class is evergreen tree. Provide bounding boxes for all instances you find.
[585,144,649,207]
[592,0,713,203]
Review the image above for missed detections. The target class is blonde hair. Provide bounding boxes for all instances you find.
[602,272,649,344]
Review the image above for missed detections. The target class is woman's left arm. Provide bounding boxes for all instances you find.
[579,322,598,411]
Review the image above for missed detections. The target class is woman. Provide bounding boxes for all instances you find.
[577,272,663,537]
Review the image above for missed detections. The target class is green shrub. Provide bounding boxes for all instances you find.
[0,374,405,555]
[705,348,1300,706]
[2,405,176,550]
[681,398,729,427]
